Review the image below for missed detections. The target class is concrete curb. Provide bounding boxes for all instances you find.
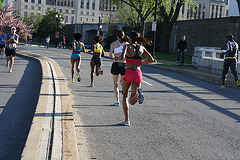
[17,50,79,160]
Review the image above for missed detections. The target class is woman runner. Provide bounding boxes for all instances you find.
[70,33,86,83]
[109,30,129,106]
[118,31,155,126]
[89,35,105,87]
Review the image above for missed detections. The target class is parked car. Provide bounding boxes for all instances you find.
[84,44,92,49]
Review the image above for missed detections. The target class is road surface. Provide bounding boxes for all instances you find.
[17,45,240,159]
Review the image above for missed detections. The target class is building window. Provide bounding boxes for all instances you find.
[31,6,34,10]
[71,2,73,7]
[66,10,68,13]
[38,7,41,10]
[86,12,89,15]
[72,10,74,14]
[215,5,218,18]
[65,16,68,23]
[24,12,27,17]
[220,6,223,18]
[25,5,28,9]
[47,7,50,10]
[60,9,62,12]
[38,0,41,3]
[80,11,83,15]
[81,0,84,8]
[71,16,74,24]
[25,0,28,2]
[31,0,34,3]
[86,0,89,9]
[68,1,70,7]
[80,17,82,21]
[64,1,66,6]
[198,4,201,19]
[86,18,88,21]
[92,18,94,22]
[92,0,95,10]
[92,12,95,16]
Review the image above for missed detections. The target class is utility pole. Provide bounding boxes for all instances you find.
[152,0,157,58]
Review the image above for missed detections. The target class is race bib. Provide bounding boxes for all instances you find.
[9,43,14,48]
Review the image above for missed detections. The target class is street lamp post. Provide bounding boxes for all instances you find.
[98,13,102,35]
[55,14,62,47]
[152,0,157,58]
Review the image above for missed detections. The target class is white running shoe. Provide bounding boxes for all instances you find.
[9,68,12,73]
[113,102,120,106]
[122,120,130,126]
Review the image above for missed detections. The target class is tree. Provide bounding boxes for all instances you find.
[0,3,34,39]
[236,0,240,14]
[37,10,64,39]
[112,0,156,35]
[0,0,4,7]
[23,13,42,35]
[158,0,197,53]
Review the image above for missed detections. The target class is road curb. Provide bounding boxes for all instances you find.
[17,50,79,160]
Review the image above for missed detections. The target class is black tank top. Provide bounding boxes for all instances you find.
[125,45,142,59]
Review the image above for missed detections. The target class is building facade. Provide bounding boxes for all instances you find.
[4,0,116,24]
[180,0,229,20]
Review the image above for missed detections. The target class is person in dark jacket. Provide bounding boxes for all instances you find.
[221,34,240,88]
[176,35,187,65]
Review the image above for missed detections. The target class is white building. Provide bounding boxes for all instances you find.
[4,0,116,24]
[180,0,229,20]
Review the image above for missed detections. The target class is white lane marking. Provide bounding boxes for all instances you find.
[142,80,153,86]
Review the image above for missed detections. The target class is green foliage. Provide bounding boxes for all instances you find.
[103,25,119,49]
[0,0,3,7]
[23,13,42,34]
[36,10,64,39]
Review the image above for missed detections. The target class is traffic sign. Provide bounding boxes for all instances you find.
[55,31,59,38]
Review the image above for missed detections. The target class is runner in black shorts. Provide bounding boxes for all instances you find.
[5,27,19,73]
[109,30,129,106]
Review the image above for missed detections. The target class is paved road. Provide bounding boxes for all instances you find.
[18,45,240,159]
[0,54,41,160]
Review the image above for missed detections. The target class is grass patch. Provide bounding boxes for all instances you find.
[154,52,192,64]
[150,61,197,70]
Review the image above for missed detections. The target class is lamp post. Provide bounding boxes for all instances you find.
[151,0,157,58]
[55,14,62,47]
[98,13,102,35]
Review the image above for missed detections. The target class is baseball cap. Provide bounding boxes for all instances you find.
[225,34,234,39]
[11,27,16,30]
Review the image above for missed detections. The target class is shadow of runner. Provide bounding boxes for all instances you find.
[0,59,41,160]
[141,66,240,123]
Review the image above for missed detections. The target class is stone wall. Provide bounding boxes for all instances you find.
[170,16,240,55]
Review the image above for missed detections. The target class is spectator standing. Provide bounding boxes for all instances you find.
[0,30,6,59]
[62,36,66,49]
[221,34,240,88]
[46,36,50,49]
[176,35,187,65]
[5,27,19,73]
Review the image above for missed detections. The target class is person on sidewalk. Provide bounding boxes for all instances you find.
[221,34,240,88]
[69,33,86,83]
[5,27,19,73]
[46,36,50,49]
[89,35,105,87]
[109,30,129,106]
[176,35,187,65]
[118,31,155,126]
[0,30,6,59]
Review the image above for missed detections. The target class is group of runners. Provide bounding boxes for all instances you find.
[69,30,155,126]
[0,27,19,73]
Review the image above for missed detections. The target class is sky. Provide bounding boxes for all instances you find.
[229,0,239,16]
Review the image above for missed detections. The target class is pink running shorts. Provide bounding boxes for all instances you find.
[123,69,142,84]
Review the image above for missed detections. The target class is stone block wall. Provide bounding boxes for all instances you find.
[170,17,240,56]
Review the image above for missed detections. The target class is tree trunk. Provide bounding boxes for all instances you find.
[160,21,173,53]
[236,0,240,15]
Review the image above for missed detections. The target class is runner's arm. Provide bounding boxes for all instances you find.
[142,47,155,65]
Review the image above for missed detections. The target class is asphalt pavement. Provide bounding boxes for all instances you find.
[1,44,240,159]
[0,55,41,160]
